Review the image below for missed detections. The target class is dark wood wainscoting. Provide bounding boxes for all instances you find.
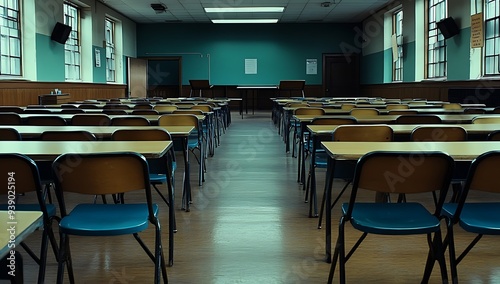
[0,81,126,106]
[361,80,500,102]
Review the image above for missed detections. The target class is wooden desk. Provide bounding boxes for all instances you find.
[0,141,176,265]
[38,94,70,105]
[321,141,500,263]
[0,211,43,259]
[237,85,278,118]
[18,114,205,125]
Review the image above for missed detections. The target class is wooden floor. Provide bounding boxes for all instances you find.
[17,111,500,283]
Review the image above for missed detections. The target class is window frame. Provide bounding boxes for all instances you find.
[392,8,404,82]
[0,0,22,76]
[426,0,448,79]
[484,0,500,76]
[63,1,81,81]
[105,17,116,83]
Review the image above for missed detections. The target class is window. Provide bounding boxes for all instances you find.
[427,0,447,78]
[393,9,403,82]
[64,2,81,81]
[485,0,500,75]
[0,0,21,76]
[105,18,115,82]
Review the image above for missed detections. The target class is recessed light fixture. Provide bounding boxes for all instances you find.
[205,7,285,13]
[211,19,279,24]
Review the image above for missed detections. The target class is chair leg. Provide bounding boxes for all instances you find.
[57,234,75,284]
[328,217,346,284]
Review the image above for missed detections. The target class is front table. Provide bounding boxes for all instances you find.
[321,141,500,263]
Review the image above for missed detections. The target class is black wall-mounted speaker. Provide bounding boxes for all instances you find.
[436,17,460,39]
[51,22,72,44]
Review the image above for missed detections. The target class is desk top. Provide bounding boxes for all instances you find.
[321,141,500,161]
[0,211,43,259]
[294,114,482,124]
[18,114,205,122]
[308,124,500,135]
[237,85,278,89]
[0,141,172,159]
[0,125,194,139]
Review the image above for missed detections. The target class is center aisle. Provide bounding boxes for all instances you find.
[169,111,330,283]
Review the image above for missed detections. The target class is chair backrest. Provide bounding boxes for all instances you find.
[463,108,486,114]
[333,125,393,142]
[23,109,52,114]
[189,79,211,90]
[154,105,178,113]
[40,130,96,141]
[460,151,500,194]
[52,152,151,199]
[102,109,127,115]
[111,116,150,126]
[133,104,153,109]
[346,151,454,215]
[386,104,409,110]
[487,130,500,141]
[61,104,78,109]
[173,109,204,115]
[132,109,160,115]
[103,104,130,110]
[0,113,22,125]
[0,106,23,113]
[112,129,172,141]
[411,126,467,142]
[0,127,21,140]
[294,107,325,115]
[349,108,379,117]
[443,103,462,110]
[25,116,67,126]
[395,114,442,124]
[191,105,212,112]
[78,104,99,109]
[452,151,500,221]
[472,116,500,124]
[388,110,418,115]
[158,114,199,130]
[71,114,111,126]
[60,109,85,114]
[311,117,357,125]
[340,104,356,111]
[0,154,47,217]
[492,107,500,114]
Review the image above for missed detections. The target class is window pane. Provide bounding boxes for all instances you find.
[0,0,21,75]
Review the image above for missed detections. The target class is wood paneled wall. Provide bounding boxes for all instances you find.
[360,80,500,101]
[0,81,127,106]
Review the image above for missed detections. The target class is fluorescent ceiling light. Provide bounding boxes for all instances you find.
[211,19,279,24]
[205,7,285,13]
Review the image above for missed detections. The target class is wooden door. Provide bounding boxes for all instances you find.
[323,54,360,98]
[128,57,147,98]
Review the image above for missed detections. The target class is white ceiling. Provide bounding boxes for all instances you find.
[99,0,392,24]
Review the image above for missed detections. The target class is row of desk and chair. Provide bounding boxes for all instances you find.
[0,96,235,283]
[271,96,500,283]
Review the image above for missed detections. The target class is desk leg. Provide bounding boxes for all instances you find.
[165,154,175,266]
[308,135,318,217]
[252,90,255,115]
[181,136,191,212]
[325,158,336,263]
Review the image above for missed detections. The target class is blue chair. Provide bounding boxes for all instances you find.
[328,151,454,284]
[441,151,500,283]
[0,153,59,284]
[52,152,168,284]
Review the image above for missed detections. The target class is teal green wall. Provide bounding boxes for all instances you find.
[447,28,470,81]
[93,46,106,83]
[383,49,392,82]
[36,33,65,81]
[403,41,415,82]
[136,23,358,85]
[360,50,385,84]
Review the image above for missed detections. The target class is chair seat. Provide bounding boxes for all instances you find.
[342,202,441,235]
[150,174,167,184]
[0,204,56,217]
[443,203,500,235]
[60,203,159,236]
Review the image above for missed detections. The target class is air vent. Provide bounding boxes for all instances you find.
[151,3,167,14]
